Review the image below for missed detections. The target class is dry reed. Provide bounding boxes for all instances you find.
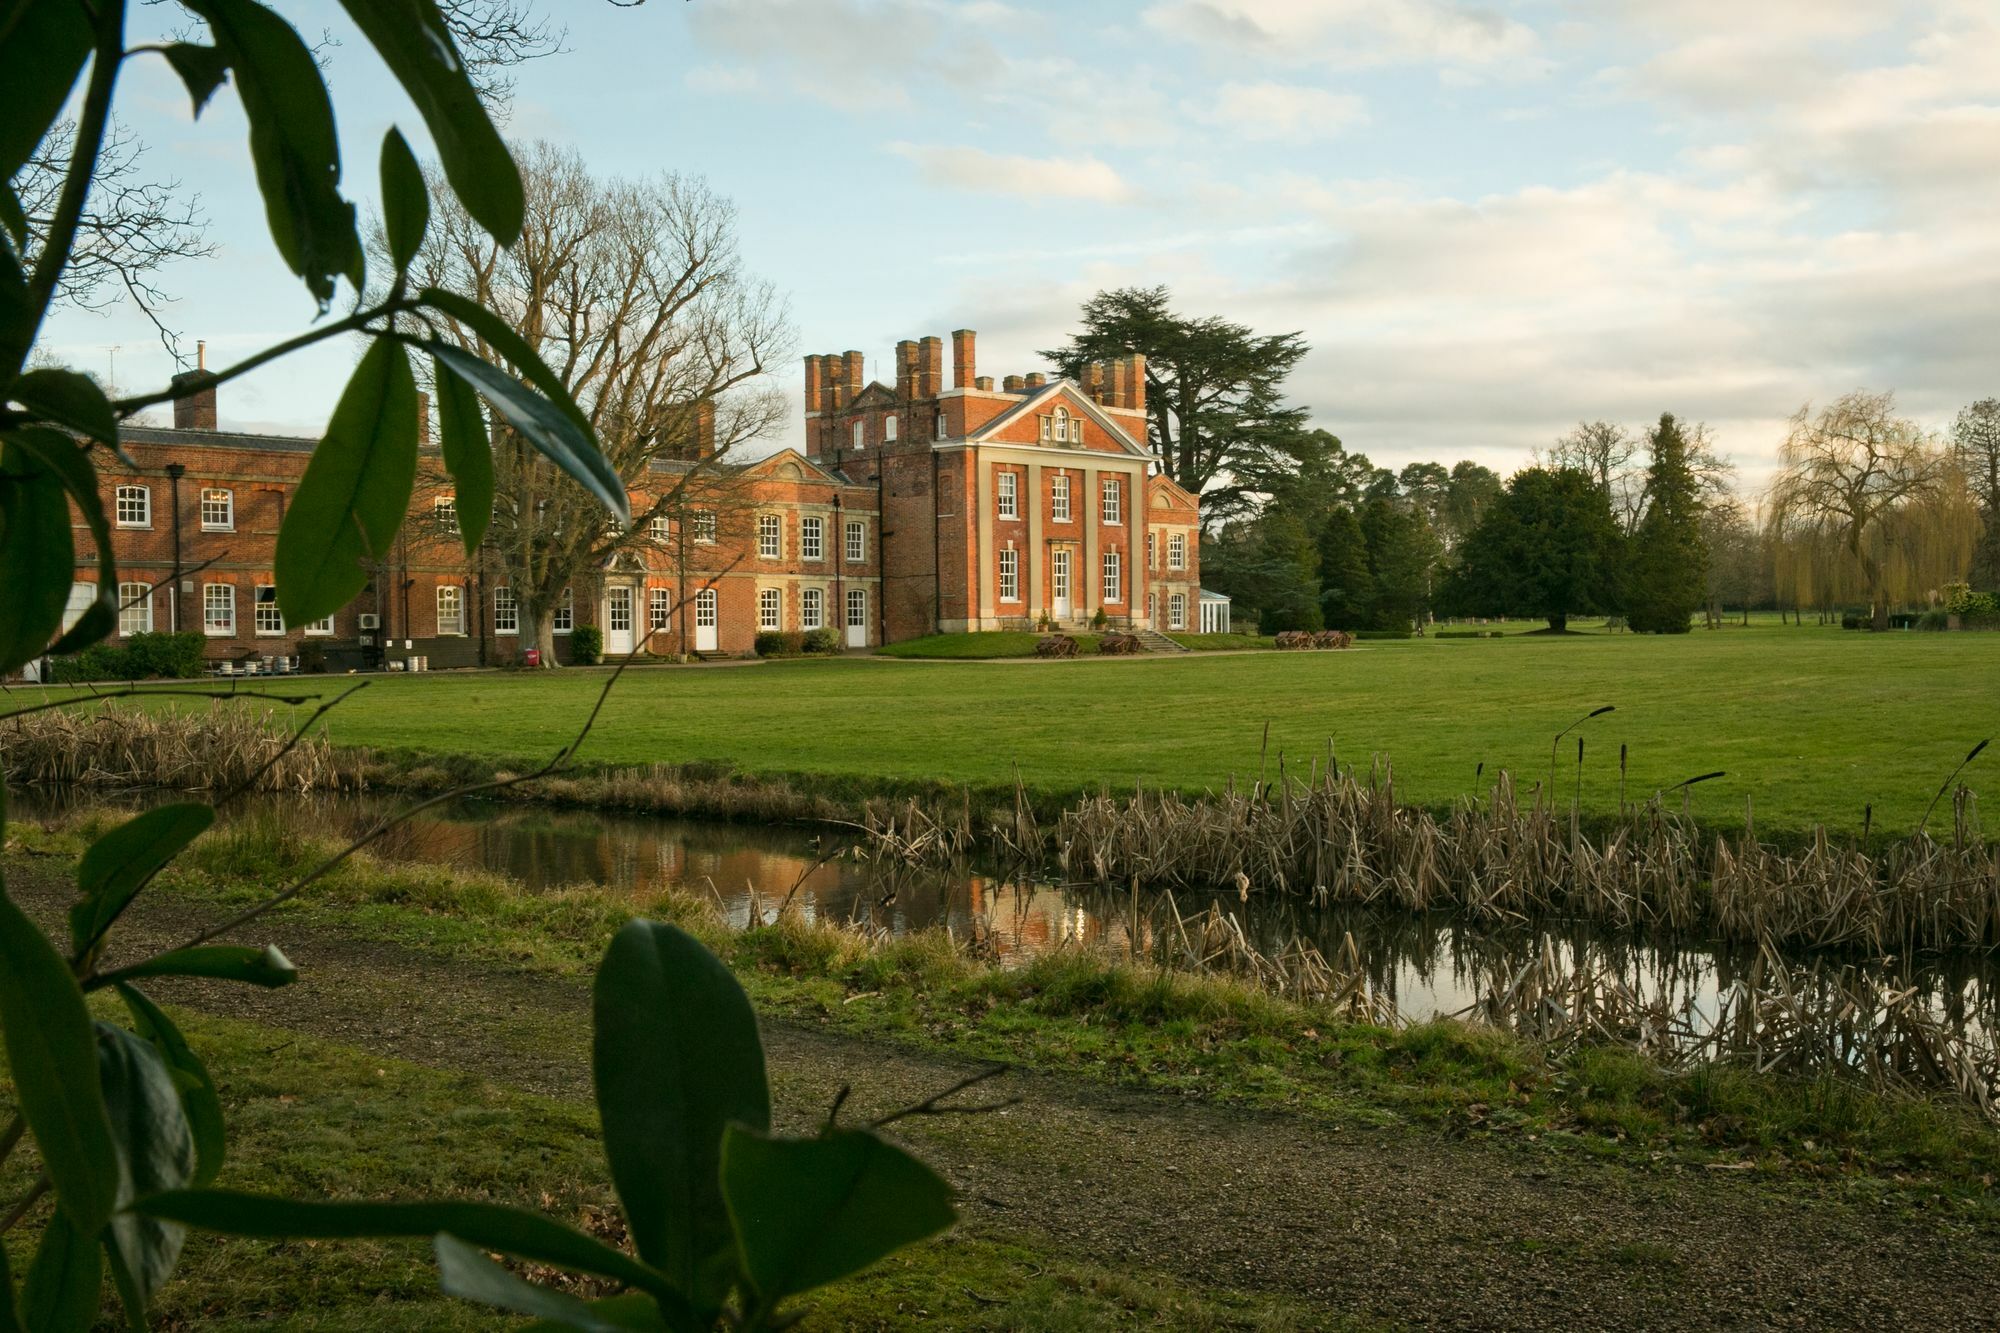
[0,702,356,794]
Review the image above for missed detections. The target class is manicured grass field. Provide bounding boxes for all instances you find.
[875,630,1102,658]
[47,622,2000,836]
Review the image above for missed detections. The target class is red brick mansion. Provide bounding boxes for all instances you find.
[58,328,1215,669]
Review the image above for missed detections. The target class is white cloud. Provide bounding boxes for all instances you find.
[1198,82,1368,141]
[1141,0,1542,72]
[888,143,1138,203]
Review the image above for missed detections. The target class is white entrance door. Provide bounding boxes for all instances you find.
[695,588,719,651]
[846,588,868,648]
[1050,549,1072,621]
[604,586,635,656]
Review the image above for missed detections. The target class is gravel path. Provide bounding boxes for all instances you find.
[18,875,1998,1332]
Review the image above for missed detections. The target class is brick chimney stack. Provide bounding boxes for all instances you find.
[1106,357,1127,410]
[1002,374,1024,392]
[803,355,823,414]
[895,339,919,398]
[918,336,943,397]
[1126,352,1147,413]
[843,350,864,403]
[695,399,716,457]
[975,376,993,391]
[951,329,976,389]
[171,338,217,431]
[416,390,431,447]
[1024,372,1045,389]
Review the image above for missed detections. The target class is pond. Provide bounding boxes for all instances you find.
[52,789,1995,1047]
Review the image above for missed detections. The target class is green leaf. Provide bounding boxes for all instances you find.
[96,1023,197,1312]
[275,336,417,625]
[0,874,120,1235]
[8,368,115,444]
[432,351,491,555]
[523,1293,675,1332]
[117,986,227,1188]
[435,1234,630,1332]
[19,1210,101,1333]
[0,0,91,183]
[98,944,298,990]
[160,42,230,116]
[183,0,360,306]
[592,920,769,1301]
[379,127,429,274]
[9,426,118,658]
[70,802,216,953]
[334,0,523,244]
[0,433,76,675]
[720,1126,956,1302]
[430,341,628,526]
[139,1191,696,1319]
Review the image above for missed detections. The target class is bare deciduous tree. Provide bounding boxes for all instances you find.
[1538,420,1643,532]
[402,142,790,659]
[1766,390,1978,630]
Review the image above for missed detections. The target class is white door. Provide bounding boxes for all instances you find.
[695,588,718,651]
[846,588,868,648]
[1050,549,1072,621]
[604,586,635,655]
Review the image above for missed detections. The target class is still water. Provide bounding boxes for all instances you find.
[179,793,2000,1037]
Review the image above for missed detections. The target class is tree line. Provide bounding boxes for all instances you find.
[1049,287,2000,634]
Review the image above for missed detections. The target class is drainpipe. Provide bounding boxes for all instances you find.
[931,448,941,635]
[164,463,185,632]
[875,449,888,647]
[831,491,844,647]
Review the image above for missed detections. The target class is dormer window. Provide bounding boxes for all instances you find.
[1053,407,1069,443]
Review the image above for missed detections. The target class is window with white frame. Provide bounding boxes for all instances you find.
[692,509,717,542]
[1101,476,1121,524]
[997,471,1017,519]
[1053,407,1070,442]
[436,585,465,635]
[494,586,519,634]
[1168,532,1187,570]
[434,494,459,535]
[649,587,672,631]
[650,512,671,540]
[1102,549,1121,604]
[203,583,234,636]
[801,587,824,630]
[1147,531,1156,569]
[999,548,1018,601]
[115,485,151,528]
[758,513,781,559]
[200,487,233,531]
[553,588,573,633]
[801,515,823,561]
[1051,474,1071,522]
[934,411,948,440]
[1169,592,1186,629]
[845,520,865,563]
[758,588,781,631]
[305,615,335,636]
[885,413,898,442]
[118,582,152,636]
[254,586,284,635]
[851,421,863,451]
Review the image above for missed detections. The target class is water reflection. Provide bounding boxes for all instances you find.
[257,794,2000,1038]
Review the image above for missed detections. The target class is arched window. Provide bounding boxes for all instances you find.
[884,413,898,442]
[1052,407,1069,442]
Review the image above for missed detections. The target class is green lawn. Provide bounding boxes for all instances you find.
[875,630,1101,658]
[42,622,2000,836]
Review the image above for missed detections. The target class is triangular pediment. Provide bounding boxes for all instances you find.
[967,381,1148,456]
[745,447,845,485]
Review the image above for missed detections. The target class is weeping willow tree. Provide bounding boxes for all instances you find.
[1766,391,1981,628]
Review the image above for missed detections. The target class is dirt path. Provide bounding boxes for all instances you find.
[20,878,1997,1331]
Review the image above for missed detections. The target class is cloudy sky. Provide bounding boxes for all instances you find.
[38,0,2000,487]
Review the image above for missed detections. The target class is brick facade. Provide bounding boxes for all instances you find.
[58,325,1202,670]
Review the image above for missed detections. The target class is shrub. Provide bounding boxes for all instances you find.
[571,624,604,664]
[754,630,807,657]
[1091,607,1109,630]
[1917,609,1950,632]
[1097,632,1142,655]
[1841,613,1866,630]
[1035,634,1080,658]
[1942,582,2000,617]
[46,631,207,682]
[801,627,842,655]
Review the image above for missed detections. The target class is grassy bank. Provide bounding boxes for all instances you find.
[875,630,1103,658]
[19,815,1998,1199]
[17,620,1993,837]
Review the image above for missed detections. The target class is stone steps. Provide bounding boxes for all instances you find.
[1133,628,1189,653]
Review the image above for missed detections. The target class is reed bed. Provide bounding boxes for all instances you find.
[0,702,357,794]
[1038,764,1999,955]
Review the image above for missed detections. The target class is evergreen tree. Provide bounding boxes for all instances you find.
[1441,467,1625,632]
[1315,506,1374,629]
[1626,413,1709,633]
[1202,512,1323,633]
[1360,498,1442,630]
